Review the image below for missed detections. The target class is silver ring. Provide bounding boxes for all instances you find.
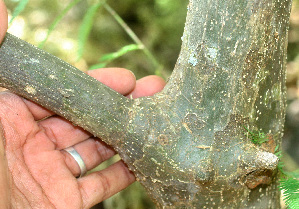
[64,146,87,178]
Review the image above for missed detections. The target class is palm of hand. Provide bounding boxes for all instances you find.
[1,91,89,208]
[0,88,132,208]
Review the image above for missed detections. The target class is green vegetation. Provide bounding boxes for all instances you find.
[77,0,105,60]
[7,0,187,79]
[38,0,82,48]
[8,0,28,25]
[275,145,285,174]
[243,127,299,209]
[243,126,269,145]
[275,144,299,209]
[90,44,142,69]
[280,172,299,209]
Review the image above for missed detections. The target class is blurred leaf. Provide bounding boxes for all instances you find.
[285,169,299,179]
[9,0,29,25]
[39,0,82,48]
[89,44,142,70]
[104,3,163,76]
[99,44,142,62]
[77,0,105,60]
[89,63,107,70]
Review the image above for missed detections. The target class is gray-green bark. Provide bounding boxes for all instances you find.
[0,0,292,208]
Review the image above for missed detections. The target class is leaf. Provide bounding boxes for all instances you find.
[89,63,107,70]
[243,126,268,145]
[9,0,29,25]
[280,177,299,209]
[275,150,282,158]
[275,145,280,152]
[285,170,299,179]
[77,1,104,60]
[99,44,142,62]
[39,0,81,48]
[89,44,142,70]
[104,3,162,76]
[291,170,299,179]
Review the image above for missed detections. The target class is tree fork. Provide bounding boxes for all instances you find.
[0,0,292,208]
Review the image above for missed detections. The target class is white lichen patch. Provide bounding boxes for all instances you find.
[24,58,40,64]
[25,86,37,94]
[188,53,198,66]
[30,58,40,64]
[207,47,218,60]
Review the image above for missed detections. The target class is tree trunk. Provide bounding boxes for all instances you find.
[0,0,292,208]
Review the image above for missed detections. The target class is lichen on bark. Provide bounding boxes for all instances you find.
[0,0,292,208]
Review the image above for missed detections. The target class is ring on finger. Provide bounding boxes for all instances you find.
[64,146,87,178]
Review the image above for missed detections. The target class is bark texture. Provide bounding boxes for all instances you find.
[0,0,292,208]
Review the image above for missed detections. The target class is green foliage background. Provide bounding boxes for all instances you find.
[5,0,188,79]
[4,0,299,208]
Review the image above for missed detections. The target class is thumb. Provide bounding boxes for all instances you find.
[0,0,8,43]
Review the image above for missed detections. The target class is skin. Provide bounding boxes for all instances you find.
[0,1,165,208]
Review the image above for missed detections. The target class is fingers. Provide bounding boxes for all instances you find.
[38,116,91,149]
[35,69,165,149]
[62,138,115,177]
[79,160,135,208]
[129,75,166,98]
[0,0,8,43]
[22,99,55,121]
[87,68,136,95]
[23,68,165,120]
[24,68,138,120]
[35,71,165,147]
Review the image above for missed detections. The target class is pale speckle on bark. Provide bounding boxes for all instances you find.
[24,86,36,94]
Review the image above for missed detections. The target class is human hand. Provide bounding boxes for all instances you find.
[0,2,166,208]
[0,68,165,208]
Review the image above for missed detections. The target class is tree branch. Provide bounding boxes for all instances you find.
[0,33,132,146]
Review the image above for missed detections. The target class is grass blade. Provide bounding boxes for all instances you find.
[103,3,163,76]
[99,44,142,62]
[77,1,105,60]
[89,63,107,70]
[39,0,82,48]
[89,44,142,70]
[9,0,29,25]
